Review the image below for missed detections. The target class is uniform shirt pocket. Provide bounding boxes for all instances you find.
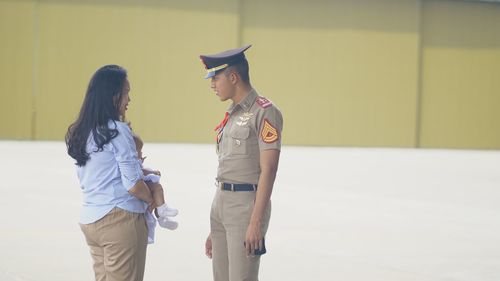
[229,126,250,155]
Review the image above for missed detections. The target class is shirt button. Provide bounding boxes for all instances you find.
[235,139,241,146]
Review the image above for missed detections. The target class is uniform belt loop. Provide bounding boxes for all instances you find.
[252,184,256,191]
[231,184,234,191]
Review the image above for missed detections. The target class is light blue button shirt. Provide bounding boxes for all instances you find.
[77,120,146,224]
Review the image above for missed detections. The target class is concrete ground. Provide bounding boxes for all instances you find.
[1,141,499,281]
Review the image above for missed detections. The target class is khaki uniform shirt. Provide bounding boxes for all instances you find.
[216,89,283,184]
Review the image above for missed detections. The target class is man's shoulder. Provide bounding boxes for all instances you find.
[254,95,271,108]
[254,95,281,112]
[255,95,273,109]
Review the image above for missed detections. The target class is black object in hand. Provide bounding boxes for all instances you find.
[244,238,267,256]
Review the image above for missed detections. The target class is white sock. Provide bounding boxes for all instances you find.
[157,203,178,217]
[157,216,178,230]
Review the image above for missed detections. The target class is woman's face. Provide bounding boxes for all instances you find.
[118,78,130,117]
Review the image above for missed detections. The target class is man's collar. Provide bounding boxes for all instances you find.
[229,88,257,113]
[240,89,258,111]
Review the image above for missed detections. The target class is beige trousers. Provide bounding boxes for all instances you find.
[210,188,272,281]
[80,207,148,281]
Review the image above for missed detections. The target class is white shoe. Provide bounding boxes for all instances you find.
[157,216,178,230]
[157,204,178,217]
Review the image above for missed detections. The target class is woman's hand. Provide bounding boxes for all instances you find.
[147,201,157,213]
[128,180,154,205]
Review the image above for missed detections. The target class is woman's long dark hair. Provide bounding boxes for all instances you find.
[65,65,127,166]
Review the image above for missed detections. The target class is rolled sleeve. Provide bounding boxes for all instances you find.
[112,122,143,190]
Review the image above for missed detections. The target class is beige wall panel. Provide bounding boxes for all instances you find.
[242,0,420,147]
[5,0,499,148]
[35,0,238,142]
[420,0,500,149]
[0,0,35,139]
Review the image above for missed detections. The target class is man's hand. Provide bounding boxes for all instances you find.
[205,234,213,259]
[245,221,263,256]
[243,149,279,256]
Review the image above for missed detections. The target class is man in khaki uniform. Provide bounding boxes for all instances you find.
[200,45,283,281]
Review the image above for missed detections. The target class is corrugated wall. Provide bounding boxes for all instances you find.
[243,0,420,147]
[1,0,499,149]
[419,0,500,149]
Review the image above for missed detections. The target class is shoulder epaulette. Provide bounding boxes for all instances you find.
[256,96,272,108]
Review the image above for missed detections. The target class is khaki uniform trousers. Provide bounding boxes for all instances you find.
[80,207,148,281]
[210,188,272,281]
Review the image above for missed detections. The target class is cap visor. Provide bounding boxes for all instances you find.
[205,71,216,79]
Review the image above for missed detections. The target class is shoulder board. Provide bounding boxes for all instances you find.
[256,96,273,108]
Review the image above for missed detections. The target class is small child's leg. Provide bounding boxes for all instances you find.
[148,182,165,207]
[157,202,178,217]
[146,181,178,218]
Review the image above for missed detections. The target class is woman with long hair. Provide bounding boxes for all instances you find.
[66,65,154,281]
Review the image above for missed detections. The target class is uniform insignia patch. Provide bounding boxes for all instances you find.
[237,112,253,126]
[261,119,279,143]
[256,96,272,108]
[242,112,254,119]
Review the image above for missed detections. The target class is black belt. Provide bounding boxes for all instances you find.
[220,182,257,192]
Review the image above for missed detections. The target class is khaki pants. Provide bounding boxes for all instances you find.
[80,207,148,281]
[210,188,272,281]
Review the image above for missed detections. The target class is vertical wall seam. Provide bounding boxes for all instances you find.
[415,0,424,148]
[31,0,39,140]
